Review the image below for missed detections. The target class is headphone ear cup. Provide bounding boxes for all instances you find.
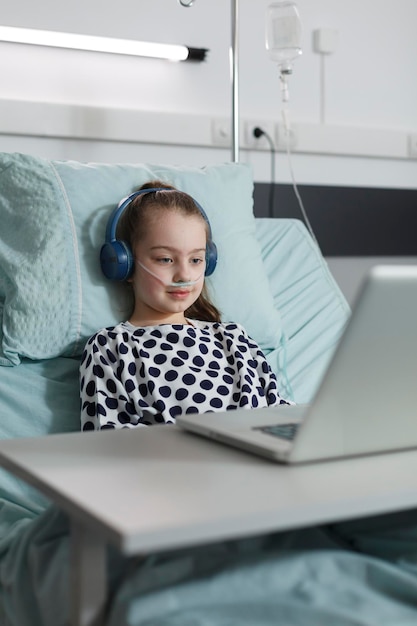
[205,240,218,277]
[100,240,134,281]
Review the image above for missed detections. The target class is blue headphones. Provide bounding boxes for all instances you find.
[100,188,218,281]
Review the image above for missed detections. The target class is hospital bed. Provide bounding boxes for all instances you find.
[1,151,417,626]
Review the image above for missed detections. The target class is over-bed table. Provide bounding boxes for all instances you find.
[1,427,417,626]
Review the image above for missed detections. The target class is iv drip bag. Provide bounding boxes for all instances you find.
[266,1,302,71]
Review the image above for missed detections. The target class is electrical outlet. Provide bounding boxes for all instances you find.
[408,133,417,158]
[211,118,232,147]
[244,120,276,150]
[313,28,338,55]
[276,122,298,151]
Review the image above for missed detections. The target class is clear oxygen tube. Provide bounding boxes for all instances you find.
[136,260,204,288]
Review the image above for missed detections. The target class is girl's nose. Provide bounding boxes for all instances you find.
[173,260,190,283]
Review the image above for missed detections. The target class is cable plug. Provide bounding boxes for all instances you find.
[253,126,265,139]
[246,122,275,150]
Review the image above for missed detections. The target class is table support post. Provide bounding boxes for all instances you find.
[70,519,107,626]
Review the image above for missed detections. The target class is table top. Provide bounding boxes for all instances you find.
[1,425,417,555]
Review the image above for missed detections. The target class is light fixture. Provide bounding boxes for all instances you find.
[0,25,207,62]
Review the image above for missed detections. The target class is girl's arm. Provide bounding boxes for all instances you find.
[79,335,147,430]
[241,326,293,407]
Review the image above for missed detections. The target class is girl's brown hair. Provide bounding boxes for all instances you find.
[117,180,221,323]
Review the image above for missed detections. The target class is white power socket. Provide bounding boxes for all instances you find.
[212,118,278,150]
[408,133,417,158]
[276,122,298,151]
[211,118,232,147]
[244,120,276,150]
[313,28,338,55]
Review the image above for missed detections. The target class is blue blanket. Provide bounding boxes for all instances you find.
[2,503,417,626]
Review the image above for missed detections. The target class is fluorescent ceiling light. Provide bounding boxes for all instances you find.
[0,25,207,62]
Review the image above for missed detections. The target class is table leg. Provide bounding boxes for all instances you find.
[70,519,107,626]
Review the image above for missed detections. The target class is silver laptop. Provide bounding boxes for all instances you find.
[177,265,417,464]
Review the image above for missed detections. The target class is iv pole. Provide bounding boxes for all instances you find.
[179,0,240,163]
[231,0,239,162]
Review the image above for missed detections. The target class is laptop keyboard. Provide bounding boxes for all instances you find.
[253,422,300,441]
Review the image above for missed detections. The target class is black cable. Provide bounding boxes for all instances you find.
[253,127,276,218]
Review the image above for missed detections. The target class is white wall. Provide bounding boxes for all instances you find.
[1,0,417,188]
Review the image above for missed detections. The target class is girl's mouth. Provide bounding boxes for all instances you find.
[167,289,191,299]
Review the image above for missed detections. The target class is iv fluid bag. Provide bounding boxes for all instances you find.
[266,1,302,67]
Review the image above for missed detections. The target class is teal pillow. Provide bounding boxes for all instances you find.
[0,152,282,364]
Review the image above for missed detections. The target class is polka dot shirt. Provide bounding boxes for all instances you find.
[80,320,289,431]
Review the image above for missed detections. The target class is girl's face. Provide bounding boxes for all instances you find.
[129,210,207,326]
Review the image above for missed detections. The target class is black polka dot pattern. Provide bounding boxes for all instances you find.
[80,320,288,431]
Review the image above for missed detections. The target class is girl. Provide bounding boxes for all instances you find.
[80,181,290,430]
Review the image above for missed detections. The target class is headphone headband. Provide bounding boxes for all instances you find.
[100,187,218,281]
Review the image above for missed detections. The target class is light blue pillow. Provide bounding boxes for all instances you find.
[0,152,282,364]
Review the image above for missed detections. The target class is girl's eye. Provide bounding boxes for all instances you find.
[156,257,173,265]
[191,258,204,265]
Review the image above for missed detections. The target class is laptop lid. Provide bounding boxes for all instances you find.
[178,265,417,464]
